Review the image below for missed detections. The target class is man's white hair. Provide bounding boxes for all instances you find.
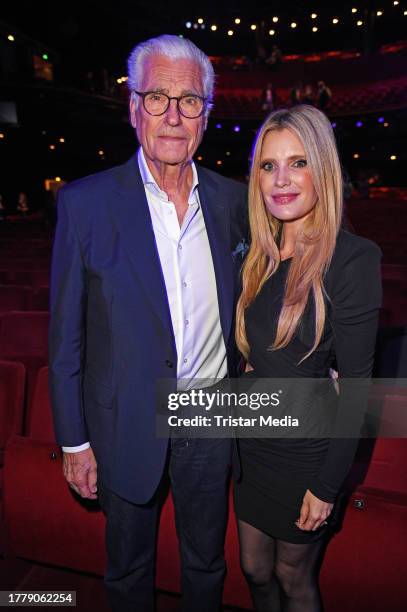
[127,34,215,115]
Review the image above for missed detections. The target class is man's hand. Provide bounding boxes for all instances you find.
[63,447,98,499]
[295,489,333,531]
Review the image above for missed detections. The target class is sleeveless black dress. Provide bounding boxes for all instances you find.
[234,230,382,543]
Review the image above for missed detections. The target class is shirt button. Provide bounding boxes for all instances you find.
[183,358,188,364]
[178,244,182,250]
[185,319,189,326]
[182,281,187,287]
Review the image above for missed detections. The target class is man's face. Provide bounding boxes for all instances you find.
[130,54,207,166]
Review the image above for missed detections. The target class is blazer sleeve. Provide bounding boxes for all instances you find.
[309,238,382,503]
[48,188,88,446]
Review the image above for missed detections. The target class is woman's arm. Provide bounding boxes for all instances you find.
[308,237,382,503]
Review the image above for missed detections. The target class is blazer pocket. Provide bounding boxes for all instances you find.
[83,374,114,409]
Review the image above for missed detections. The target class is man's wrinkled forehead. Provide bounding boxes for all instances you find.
[140,54,204,95]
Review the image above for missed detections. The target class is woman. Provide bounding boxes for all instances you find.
[234,105,382,611]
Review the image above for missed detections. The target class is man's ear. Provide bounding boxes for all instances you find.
[129,92,137,129]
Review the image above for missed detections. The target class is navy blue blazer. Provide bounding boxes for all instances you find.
[49,154,248,504]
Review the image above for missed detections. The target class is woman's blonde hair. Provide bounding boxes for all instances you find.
[236,105,343,362]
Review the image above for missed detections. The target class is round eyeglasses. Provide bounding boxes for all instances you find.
[134,91,207,118]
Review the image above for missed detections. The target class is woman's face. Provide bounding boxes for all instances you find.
[259,128,317,224]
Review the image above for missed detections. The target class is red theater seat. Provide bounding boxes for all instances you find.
[0,360,25,465]
[3,436,106,574]
[0,311,49,408]
[27,366,54,438]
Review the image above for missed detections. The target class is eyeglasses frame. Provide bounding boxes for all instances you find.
[133,90,208,118]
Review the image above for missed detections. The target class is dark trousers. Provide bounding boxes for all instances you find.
[98,437,232,612]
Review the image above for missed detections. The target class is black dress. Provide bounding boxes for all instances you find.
[234,230,382,543]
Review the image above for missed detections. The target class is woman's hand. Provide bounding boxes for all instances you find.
[245,362,254,373]
[295,489,333,531]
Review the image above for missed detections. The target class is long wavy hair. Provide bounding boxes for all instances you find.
[236,105,343,362]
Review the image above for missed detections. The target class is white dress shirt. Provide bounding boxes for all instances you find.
[63,148,227,452]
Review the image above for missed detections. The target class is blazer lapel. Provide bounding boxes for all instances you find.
[111,155,174,338]
[197,168,234,344]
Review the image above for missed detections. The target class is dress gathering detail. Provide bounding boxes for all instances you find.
[234,229,382,543]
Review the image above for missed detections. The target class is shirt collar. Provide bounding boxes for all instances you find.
[137,147,199,205]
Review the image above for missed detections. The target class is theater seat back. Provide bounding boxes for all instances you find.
[27,366,55,440]
[0,360,25,463]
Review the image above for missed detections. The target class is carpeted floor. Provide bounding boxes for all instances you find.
[0,556,248,611]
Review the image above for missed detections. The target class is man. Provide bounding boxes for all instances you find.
[49,35,247,612]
